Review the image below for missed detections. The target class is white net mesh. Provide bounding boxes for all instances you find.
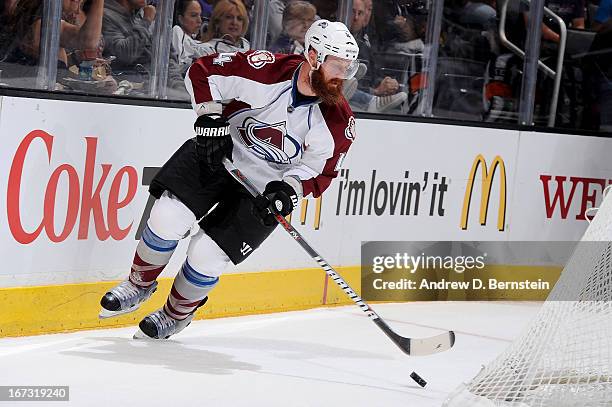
[445,190,612,407]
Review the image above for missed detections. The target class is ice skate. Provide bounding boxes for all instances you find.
[133,297,208,340]
[99,280,158,319]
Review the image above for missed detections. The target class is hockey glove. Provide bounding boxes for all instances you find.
[194,114,233,170]
[254,180,299,226]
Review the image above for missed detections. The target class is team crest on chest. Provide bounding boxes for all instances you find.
[247,50,275,69]
[237,117,301,164]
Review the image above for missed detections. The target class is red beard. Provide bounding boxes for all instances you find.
[310,69,344,105]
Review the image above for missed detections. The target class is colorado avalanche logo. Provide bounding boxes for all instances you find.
[237,117,301,164]
[247,50,275,69]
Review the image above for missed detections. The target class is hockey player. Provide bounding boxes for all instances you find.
[99,20,360,339]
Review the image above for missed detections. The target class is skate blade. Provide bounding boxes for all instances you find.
[98,304,139,320]
[133,328,164,340]
[133,328,148,340]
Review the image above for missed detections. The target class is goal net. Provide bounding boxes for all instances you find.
[444,190,612,407]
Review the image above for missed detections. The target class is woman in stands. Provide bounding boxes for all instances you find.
[172,0,210,74]
[199,0,250,55]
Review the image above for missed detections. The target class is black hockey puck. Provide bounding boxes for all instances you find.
[410,371,427,387]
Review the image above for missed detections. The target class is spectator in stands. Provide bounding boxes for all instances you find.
[2,0,104,79]
[103,0,156,76]
[172,0,210,73]
[352,0,403,98]
[373,0,423,54]
[593,0,612,31]
[269,1,316,55]
[451,0,497,31]
[522,0,585,44]
[103,0,185,93]
[199,0,250,54]
[346,0,408,112]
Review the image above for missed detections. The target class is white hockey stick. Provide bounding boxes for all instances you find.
[222,158,455,358]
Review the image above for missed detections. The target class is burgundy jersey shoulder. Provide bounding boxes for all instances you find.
[318,97,356,148]
[254,51,305,82]
[192,50,304,84]
[187,51,305,105]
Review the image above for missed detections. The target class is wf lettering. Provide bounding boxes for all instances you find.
[540,175,612,220]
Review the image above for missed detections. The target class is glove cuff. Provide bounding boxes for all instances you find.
[194,102,223,116]
[282,175,303,200]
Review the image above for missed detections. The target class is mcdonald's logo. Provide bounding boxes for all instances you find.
[460,155,506,231]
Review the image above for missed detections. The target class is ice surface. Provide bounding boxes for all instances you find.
[0,302,540,407]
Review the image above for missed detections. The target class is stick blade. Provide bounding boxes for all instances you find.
[408,331,455,356]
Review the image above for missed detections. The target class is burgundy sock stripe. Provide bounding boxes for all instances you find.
[164,304,188,320]
[167,296,203,309]
[164,302,187,316]
[131,264,165,273]
[129,252,167,285]
[132,253,151,267]
[164,301,199,319]
[170,286,188,301]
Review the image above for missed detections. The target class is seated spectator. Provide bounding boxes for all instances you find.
[373,0,424,54]
[349,0,408,113]
[199,0,250,54]
[450,0,497,31]
[269,0,316,55]
[522,0,585,44]
[172,0,209,73]
[443,0,497,60]
[103,0,155,78]
[2,0,104,81]
[103,0,184,92]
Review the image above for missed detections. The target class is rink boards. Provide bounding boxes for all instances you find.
[1,95,610,336]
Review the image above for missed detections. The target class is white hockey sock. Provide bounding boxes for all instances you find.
[164,260,219,320]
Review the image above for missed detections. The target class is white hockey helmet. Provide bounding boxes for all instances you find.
[304,20,360,79]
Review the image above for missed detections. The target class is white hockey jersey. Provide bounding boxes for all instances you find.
[184,50,356,197]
